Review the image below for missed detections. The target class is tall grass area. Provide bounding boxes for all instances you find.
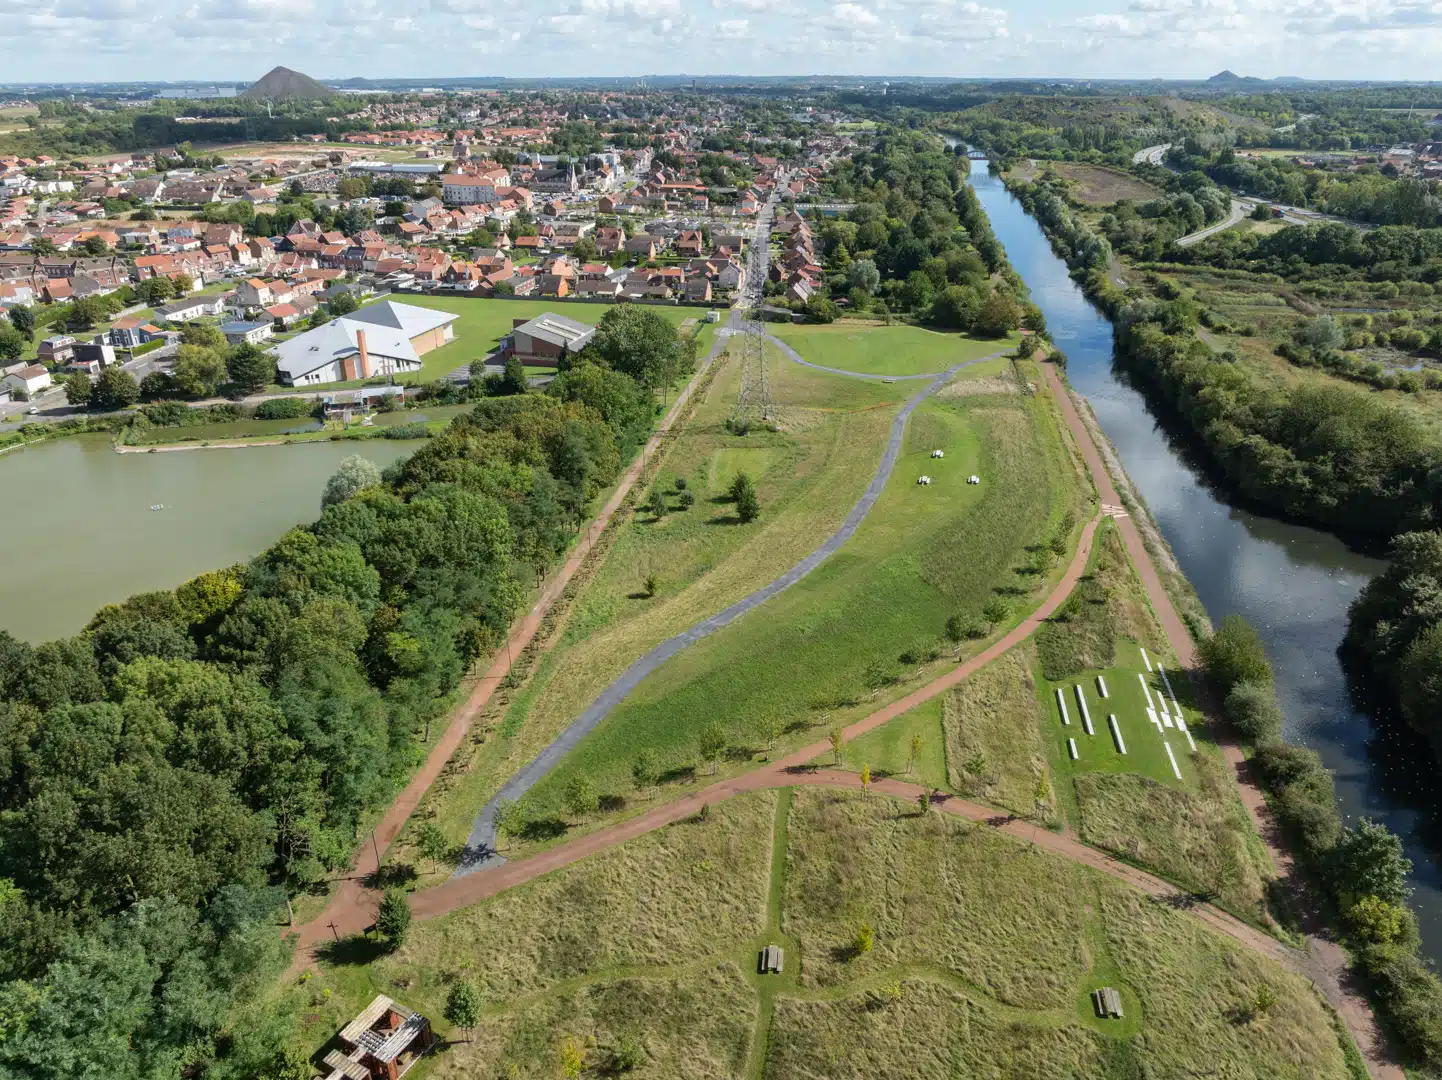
[1035,522,1168,680]
[942,646,1056,823]
[520,379,1080,819]
[768,790,1348,1080]
[406,348,914,864]
[300,788,1346,1079]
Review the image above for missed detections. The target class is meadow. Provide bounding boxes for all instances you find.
[300,789,1351,1080]
[400,338,915,871]
[516,360,1082,822]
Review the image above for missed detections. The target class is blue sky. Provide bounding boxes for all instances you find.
[2,0,1441,84]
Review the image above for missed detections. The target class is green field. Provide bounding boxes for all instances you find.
[516,359,1082,821]
[374,296,705,386]
[403,341,916,874]
[770,322,1022,377]
[302,789,1349,1080]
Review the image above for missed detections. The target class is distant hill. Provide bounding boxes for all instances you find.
[242,66,331,101]
[1208,70,1240,83]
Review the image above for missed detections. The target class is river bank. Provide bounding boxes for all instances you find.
[964,159,1442,1063]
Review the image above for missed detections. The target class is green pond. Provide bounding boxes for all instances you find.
[0,435,417,642]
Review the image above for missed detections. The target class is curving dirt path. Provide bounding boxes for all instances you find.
[1040,363,1401,1080]
[453,340,1015,871]
[287,316,739,966]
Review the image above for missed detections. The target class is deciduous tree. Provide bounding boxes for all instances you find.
[444,979,482,1042]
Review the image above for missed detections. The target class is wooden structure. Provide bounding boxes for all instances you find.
[759,944,785,974]
[1092,987,1124,1019]
[322,994,436,1080]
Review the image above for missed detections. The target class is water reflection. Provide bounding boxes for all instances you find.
[965,163,1442,958]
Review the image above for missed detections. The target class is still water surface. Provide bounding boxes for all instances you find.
[0,436,414,642]
[965,162,1442,958]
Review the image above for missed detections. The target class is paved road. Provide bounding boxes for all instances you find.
[454,338,1012,872]
[1175,199,1252,248]
[1132,142,1171,167]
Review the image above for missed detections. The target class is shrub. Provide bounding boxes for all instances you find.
[255,396,315,420]
[1223,680,1283,744]
[375,887,412,949]
[1199,614,1272,696]
[381,422,431,440]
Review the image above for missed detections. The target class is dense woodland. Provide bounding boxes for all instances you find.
[814,130,1035,334]
[0,308,686,1077]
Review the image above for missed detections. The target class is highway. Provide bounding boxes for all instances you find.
[1175,198,1251,247]
[1132,143,1171,167]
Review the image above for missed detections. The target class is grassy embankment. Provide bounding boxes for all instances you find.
[842,517,1276,926]
[294,788,1351,1079]
[510,342,1085,827]
[394,337,916,879]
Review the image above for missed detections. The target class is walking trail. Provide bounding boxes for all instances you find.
[292,344,1401,1079]
[453,336,1015,872]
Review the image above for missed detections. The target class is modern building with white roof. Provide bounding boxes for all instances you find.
[273,300,459,386]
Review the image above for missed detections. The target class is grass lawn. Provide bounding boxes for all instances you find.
[300,787,1349,1079]
[770,322,1021,377]
[840,696,949,792]
[373,296,701,386]
[401,340,916,871]
[517,364,1082,822]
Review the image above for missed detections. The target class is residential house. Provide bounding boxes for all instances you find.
[108,317,162,348]
[594,225,626,256]
[37,335,76,364]
[675,230,704,258]
[156,294,226,324]
[625,235,659,260]
[685,277,713,303]
[2,362,51,397]
[220,320,274,345]
[535,274,571,298]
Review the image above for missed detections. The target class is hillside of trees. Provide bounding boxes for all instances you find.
[0,309,685,1075]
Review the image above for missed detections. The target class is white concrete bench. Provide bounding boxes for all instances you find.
[1074,684,1094,735]
[1055,687,1070,727]
[1108,714,1127,755]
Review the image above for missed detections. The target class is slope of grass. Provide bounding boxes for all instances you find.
[407,351,914,866]
[521,383,1079,819]
[770,322,1022,377]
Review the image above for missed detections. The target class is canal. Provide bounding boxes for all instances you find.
[964,161,1442,959]
[0,436,416,643]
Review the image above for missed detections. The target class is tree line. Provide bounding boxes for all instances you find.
[1200,615,1442,1067]
[0,306,689,1076]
